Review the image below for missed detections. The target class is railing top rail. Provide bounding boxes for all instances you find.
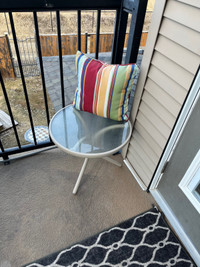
[0,0,122,12]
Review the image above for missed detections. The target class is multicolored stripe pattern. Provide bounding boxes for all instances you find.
[73,51,139,121]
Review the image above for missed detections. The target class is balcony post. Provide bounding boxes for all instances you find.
[112,8,128,64]
[112,0,148,64]
[125,0,148,63]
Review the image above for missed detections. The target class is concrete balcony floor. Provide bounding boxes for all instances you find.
[0,148,155,266]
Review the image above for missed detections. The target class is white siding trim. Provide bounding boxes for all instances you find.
[151,189,200,266]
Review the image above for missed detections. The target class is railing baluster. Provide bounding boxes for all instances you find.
[5,33,16,78]
[112,9,128,64]
[56,11,65,108]
[77,10,81,51]
[0,138,5,153]
[0,71,21,148]
[9,12,37,145]
[0,139,9,161]
[85,32,88,53]
[111,9,120,64]
[4,13,10,34]
[33,11,50,125]
[95,10,101,59]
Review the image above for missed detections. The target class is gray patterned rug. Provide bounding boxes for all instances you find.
[24,207,195,267]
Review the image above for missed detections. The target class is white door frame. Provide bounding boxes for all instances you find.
[150,67,200,190]
[150,67,200,266]
[178,149,200,214]
[151,189,200,266]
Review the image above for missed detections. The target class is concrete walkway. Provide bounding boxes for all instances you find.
[41,52,143,112]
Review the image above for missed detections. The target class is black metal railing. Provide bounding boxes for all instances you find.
[33,11,50,126]
[0,0,148,162]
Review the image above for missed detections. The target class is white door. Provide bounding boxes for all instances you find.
[150,92,200,266]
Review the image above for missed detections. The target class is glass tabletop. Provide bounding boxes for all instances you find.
[49,105,132,158]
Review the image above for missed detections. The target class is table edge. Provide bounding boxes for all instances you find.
[49,105,132,159]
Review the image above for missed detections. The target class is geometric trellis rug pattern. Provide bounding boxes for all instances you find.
[24,207,195,267]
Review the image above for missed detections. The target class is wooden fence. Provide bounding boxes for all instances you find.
[0,35,15,78]
[0,32,148,78]
[40,34,86,56]
[40,31,148,56]
[90,32,148,53]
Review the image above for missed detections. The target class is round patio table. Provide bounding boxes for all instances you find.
[49,105,132,194]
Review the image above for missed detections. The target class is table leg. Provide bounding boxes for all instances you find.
[73,158,89,195]
[103,156,122,167]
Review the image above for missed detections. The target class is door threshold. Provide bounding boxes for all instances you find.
[151,189,200,267]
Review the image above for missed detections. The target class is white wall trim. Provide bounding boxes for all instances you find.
[179,149,200,214]
[151,189,200,267]
[150,68,200,189]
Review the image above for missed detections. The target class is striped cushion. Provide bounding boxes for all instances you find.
[73,51,139,121]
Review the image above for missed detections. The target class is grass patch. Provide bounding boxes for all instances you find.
[0,76,55,149]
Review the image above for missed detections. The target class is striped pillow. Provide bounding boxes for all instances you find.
[73,51,139,121]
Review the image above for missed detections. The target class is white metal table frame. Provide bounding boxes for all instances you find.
[49,105,132,194]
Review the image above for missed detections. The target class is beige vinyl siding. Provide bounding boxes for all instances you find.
[164,0,200,32]
[151,51,194,89]
[148,66,187,104]
[129,139,156,174]
[134,121,163,157]
[177,0,200,8]
[137,112,167,148]
[131,130,159,164]
[139,101,171,139]
[126,0,200,188]
[160,18,200,56]
[145,78,181,117]
[142,90,176,128]
[127,149,152,185]
[155,36,199,75]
